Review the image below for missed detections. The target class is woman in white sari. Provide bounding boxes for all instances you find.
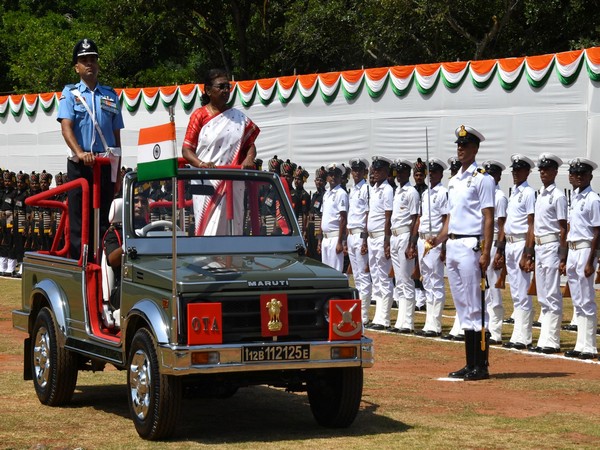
[182,69,260,236]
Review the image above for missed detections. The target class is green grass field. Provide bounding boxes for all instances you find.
[1,276,599,450]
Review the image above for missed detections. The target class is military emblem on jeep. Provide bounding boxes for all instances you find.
[335,303,361,337]
[266,298,283,331]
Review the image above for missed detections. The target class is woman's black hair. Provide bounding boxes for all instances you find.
[201,68,229,106]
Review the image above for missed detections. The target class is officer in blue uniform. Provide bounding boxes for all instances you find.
[57,38,124,261]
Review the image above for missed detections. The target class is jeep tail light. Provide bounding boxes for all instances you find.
[331,347,357,359]
[191,351,220,365]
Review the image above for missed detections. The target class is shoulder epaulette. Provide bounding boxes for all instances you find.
[100,85,118,95]
[476,167,486,174]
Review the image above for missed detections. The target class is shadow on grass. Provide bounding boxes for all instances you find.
[68,383,409,443]
[492,372,573,379]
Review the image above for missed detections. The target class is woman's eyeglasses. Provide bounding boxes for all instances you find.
[210,82,232,91]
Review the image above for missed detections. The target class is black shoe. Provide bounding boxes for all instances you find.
[414,329,426,336]
[397,328,413,334]
[532,321,541,327]
[562,324,578,331]
[489,339,502,346]
[464,366,490,381]
[503,318,514,324]
[441,334,454,340]
[529,346,543,353]
[510,342,530,350]
[578,352,597,360]
[564,349,581,358]
[11,272,21,278]
[453,334,465,341]
[368,323,386,331]
[448,365,473,379]
[424,330,442,338]
[503,342,514,349]
[388,327,400,333]
[541,347,561,354]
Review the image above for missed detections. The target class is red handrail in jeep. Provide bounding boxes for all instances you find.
[26,178,89,265]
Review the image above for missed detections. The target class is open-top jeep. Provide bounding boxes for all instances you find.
[12,162,374,440]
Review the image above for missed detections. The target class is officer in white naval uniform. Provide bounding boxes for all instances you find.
[388,159,420,333]
[503,154,536,350]
[412,158,448,337]
[318,163,348,272]
[346,157,372,325]
[366,156,395,330]
[432,125,495,381]
[563,158,600,360]
[483,160,507,345]
[530,153,568,354]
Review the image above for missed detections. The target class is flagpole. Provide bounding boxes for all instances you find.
[169,105,179,345]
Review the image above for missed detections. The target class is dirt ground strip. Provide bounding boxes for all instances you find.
[2,275,600,449]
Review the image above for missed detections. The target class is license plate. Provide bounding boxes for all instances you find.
[242,344,310,362]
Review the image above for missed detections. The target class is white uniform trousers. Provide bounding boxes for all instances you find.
[446,237,487,332]
[417,237,445,333]
[506,240,533,345]
[486,244,504,342]
[321,236,344,272]
[7,258,17,273]
[448,314,464,337]
[566,247,598,354]
[390,232,415,330]
[0,256,7,273]
[534,241,563,349]
[415,286,426,308]
[368,234,394,327]
[347,232,372,324]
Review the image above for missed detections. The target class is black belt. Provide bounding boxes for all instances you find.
[448,233,480,240]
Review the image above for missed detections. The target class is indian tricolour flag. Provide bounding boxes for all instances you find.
[137,122,178,181]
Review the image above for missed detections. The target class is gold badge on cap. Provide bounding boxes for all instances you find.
[458,125,467,137]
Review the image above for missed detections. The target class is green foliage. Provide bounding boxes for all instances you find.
[0,0,598,94]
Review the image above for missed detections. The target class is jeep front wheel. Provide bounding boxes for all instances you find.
[307,367,363,428]
[31,307,78,405]
[127,328,181,440]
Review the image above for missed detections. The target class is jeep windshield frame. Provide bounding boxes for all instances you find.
[122,168,305,256]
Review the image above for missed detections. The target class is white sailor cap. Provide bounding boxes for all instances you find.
[482,160,506,173]
[568,157,598,173]
[447,156,459,165]
[371,156,393,169]
[428,157,447,171]
[349,157,369,170]
[393,158,413,170]
[537,153,563,169]
[510,154,535,170]
[325,163,344,175]
[454,125,485,144]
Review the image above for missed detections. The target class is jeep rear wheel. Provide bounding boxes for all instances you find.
[127,328,181,440]
[307,367,363,428]
[31,307,78,406]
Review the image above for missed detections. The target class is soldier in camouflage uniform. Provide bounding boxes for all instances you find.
[259,156,282,235]
[0,171,17,276]
[13,172,31,277]
[292,166,311,238]
[307,166,326,261]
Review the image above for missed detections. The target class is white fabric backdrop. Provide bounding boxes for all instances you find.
[1,74,599,194]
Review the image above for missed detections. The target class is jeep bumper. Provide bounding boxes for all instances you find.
[157,337,374,375]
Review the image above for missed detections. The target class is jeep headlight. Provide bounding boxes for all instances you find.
[323,296,343,324]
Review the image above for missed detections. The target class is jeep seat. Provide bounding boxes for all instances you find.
[101,198,122,328]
